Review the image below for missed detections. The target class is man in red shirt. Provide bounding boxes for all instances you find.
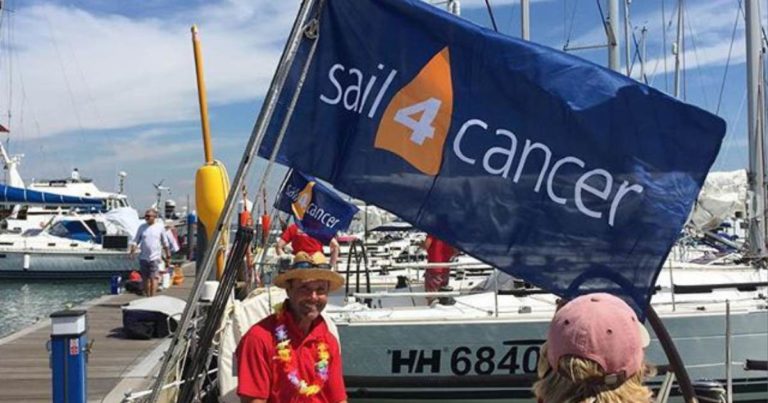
[236,251,347,403]
[276,223,340,267]
[422,234,457,304]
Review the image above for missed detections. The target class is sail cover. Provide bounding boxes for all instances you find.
[256,0,725,314]
[0,184,103,206]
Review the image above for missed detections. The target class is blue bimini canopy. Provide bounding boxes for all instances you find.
[0,184,103,206]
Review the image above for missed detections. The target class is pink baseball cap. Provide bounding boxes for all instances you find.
[546,293,650,383]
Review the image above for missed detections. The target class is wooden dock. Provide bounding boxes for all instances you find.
[0,263,195,402]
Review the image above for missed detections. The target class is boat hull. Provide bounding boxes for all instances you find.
[336,309,768,402]
[0,250,136,279]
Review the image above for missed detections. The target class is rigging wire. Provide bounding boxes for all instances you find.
[62,36,105,130]
[683,2,712,111]
[649,1,680,91]
[715,0,743,115]
[624,0,638,77]
[0,1,11,135]
[483,0,499,32]
[714,90,747,171]
[562,0,581,50]
[595,0,609,46]
[43,15,85,137]
[630,26,647,83]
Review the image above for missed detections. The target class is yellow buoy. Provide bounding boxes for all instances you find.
[195,161,229,279]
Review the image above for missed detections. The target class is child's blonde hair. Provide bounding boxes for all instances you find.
[533,343,655,403]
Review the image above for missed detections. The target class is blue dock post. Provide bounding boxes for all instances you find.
[49,310,87,403]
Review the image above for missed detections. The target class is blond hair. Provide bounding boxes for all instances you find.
[533,343,655,403]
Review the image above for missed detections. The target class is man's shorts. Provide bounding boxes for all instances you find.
[424,268,450,292]
[139,259,162,279]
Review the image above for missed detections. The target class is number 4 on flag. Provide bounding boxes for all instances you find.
[394,98,442,145]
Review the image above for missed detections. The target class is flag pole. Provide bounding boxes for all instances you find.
[146,0,322,400]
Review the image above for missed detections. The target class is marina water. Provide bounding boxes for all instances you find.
[0,280,109,338]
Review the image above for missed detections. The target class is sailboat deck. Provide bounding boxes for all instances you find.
[0,262,195,402]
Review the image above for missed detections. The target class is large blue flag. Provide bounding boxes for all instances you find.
[258,0,725,313]
[275,171,359,244]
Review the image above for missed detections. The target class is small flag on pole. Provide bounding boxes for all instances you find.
[275,171,359,244]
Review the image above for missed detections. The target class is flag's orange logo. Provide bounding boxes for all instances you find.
[374,47,453,175]
[291,181,315,220]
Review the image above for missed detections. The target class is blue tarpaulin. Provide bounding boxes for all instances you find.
[0,184,103,206]
[257,0,725,314]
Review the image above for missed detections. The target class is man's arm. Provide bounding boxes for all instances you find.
[275,238,287,256]
[236,330,271,403]
[421,235,432,251]
[129,226,143,257]
[240,399,266,403]
[329,238,339,268]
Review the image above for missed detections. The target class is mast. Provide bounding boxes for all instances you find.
[0,142,24,188]
[623,0,631,76]
[607,0,620,71]
[745,0,767,257]
[521,0,530,40]
[673,0,684,98]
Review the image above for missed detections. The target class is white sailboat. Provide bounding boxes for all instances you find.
[149,1,768,402]
[221,1,768,402]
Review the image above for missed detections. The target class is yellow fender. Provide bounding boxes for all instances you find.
[195,160,229,279]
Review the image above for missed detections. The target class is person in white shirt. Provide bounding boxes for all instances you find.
[130,209,170,297]
[164,221,181,254]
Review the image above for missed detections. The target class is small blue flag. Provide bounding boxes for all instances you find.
[275,171,359,244]
[258,0,725,314]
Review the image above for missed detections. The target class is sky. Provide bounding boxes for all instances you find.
[0,0,759,210]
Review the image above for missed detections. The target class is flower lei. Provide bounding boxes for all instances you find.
[273,303,330,397]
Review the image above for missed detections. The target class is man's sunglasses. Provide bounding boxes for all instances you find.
[291,261,331,269]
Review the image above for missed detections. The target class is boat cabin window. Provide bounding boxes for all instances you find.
[49,220,104,243]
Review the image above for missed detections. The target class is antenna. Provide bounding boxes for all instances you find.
[118,171,127,194]
[153,179,171,217]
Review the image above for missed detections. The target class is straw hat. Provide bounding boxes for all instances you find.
[274,251,344,291]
